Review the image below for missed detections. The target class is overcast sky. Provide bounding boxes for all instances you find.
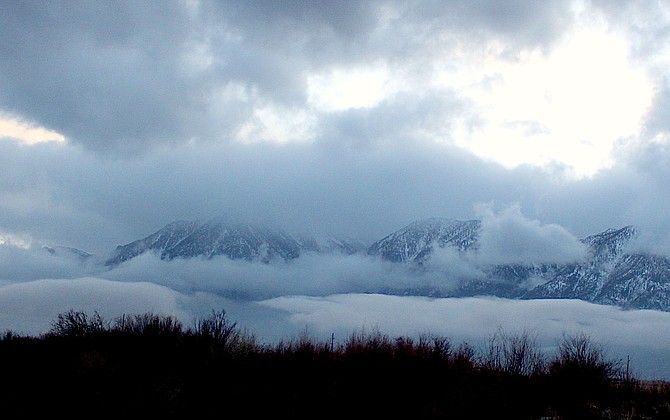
[2,1,670,377]
[1,0,670,253]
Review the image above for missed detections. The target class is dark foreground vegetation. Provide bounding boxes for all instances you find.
[1,310,669,419]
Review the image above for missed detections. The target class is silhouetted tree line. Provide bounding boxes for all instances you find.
[0,309,668,418]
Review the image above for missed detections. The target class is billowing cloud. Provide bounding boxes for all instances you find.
[473,203,587,265]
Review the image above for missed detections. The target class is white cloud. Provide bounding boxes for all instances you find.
[0,278,185,335]
[261,293,670,348]
[0,116,65,145]
[473,203,588,265]
[307,65,395,111]
[0,242,100,282]
[260,293,670,379]
[445,26,653,177]
[101,251,457,299]
[424,243,486,281]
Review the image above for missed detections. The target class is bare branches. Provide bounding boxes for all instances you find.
[48,309,107,338]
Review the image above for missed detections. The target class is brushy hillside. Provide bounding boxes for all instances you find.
[0,310,668,419]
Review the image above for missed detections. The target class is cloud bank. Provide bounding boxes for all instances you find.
[2,274,668,379]
[0,278,186,334]
[261,293,670,380]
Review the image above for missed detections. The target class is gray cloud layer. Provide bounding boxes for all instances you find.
[0,0,584,152]
[1,1,669,254]
[2,135,670,257]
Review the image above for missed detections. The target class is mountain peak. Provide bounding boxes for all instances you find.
[105,218,370,267]
[368,218,481,263]
[582,225,636,263]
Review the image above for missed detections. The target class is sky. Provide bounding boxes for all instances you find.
[2,0,670,378]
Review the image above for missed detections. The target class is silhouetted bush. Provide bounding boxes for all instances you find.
[113,312,184,337]
[483,328,546,376]
[48,309,107,338]
[547,332,621,418]
[0,310,668,418]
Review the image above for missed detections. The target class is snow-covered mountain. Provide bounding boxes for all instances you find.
[371,220,670,311]
[42,245,94,261]
[367,218,480,262]
[295,234,368,255]
[525,226,670,311]
[99,217,670,311]
[105,219,366,266]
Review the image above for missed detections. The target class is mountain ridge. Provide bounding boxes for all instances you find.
[44,217,670,312]
[368,220,670,311]
[104,218,367,267]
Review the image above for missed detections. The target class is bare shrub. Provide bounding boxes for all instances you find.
[484,328,545,376]
[192,309,258,356]
[550,332,619,380]
[192,309,237,343]
[344,327,394,356]
[49,310,107,338]
[113,312,183,337]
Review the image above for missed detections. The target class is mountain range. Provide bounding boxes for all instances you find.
[367,219,670,311]
[47,217,670,312]
[104,218,367,267]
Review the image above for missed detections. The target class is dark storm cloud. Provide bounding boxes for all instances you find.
[0,1,214,152]
[1,124,664,259]
[0,0,576,152]
[0,136,566,255]
[316,90,470,149]
[396,0,572,54]
[203,0,382,68]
